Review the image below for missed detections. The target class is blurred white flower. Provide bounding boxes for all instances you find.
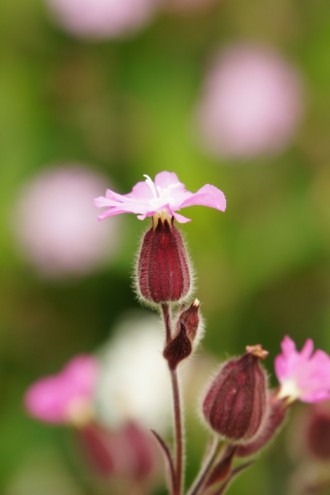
[13,165,119,278]
[46,0,158,39]
[196,44,304,159]
[96,312,171,433]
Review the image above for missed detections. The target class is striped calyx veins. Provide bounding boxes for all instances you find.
[202,345,268,442]
[137,218,190,304]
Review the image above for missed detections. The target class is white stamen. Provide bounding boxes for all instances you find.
[143,175,182,213]
[143,174,158,199]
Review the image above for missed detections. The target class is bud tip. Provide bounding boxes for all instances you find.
[246,344,269,360]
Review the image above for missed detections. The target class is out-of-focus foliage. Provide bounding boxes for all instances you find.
[1,0,330,493]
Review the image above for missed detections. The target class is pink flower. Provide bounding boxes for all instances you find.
[95,171,226,223]
[24,355,99,425]
[274,336,330,403]
[196,44,303,158]
[79,422,160,481]
[46,0,158,39]
[13,165,119,278]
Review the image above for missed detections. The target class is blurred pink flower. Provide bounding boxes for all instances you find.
[14,165,119,278]
[95,171,226,223]
[80,422,160,481]
[275,336,330,403]
[25,355,99,425]
[46,0,158,39]
[196,44,304,158]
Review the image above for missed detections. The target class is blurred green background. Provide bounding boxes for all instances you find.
[1,0,330,493]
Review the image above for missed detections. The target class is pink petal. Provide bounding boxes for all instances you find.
[280,335,296,357]
[24,355,98,424]
[180,184,226,212]
[274,355,287,383]
[173,211,192,223]
[105,188,132,203]
[154,171,181,188]
[94,196,113,208]
[275,336,330,404]
[98,208,132,221]
[63,355,98,393]
[25,376,71,423]
[128,181,154,201]
[95,172,227,222]
[301,338,314,358]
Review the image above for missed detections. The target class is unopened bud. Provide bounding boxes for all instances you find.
[163,299,201,369]
[163,322,192,370]
[179,299,200,342]
[306,405,330,460]
[79,422,158,481]
[202,345,268,442]
[137,218,191,304]
[79,424,115,476]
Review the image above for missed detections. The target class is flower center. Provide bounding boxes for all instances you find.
[66,397,94,428]
[277,379,301,403]
[143,174,181,210]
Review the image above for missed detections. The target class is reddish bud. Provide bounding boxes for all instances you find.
[306,405,330,460]
[163,322,192,370]
[179,299,200,342]
[137,219,191,304]
[78,424,115,476]
[163,299,201,369]
[78,422,158,481]
[202,345,268,442]
[123,422,158,480]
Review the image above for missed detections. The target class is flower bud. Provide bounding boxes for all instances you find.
[163,322,192,370]
[202,345,268,442]
[163,299,201,369]
[137,218,191,304]
[79,421,159,481]
[306,405,330,460]
[79,424,115,476]
[179,299,200,342]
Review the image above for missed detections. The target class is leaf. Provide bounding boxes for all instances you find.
[151,429,176,494]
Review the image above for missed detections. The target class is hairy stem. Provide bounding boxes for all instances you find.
[161,303,185,495]
[187,436,220,495]
[161,303,172,345]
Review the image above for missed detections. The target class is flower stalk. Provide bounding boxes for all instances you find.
[187,437,221,495]
[161,303,185,495]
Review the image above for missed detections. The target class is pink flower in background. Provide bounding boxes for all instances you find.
[14,165,119,278]
[25,355,99,425]
[275,336,330,403]
[95,171,226,223]
[196,44,304,159]
[46,0,158,39]
[80,422,160,481]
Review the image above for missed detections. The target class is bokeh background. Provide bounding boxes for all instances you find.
[1,0,330,493]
